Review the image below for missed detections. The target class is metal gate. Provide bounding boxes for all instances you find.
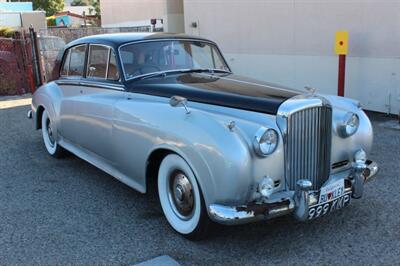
[0,31,36,96]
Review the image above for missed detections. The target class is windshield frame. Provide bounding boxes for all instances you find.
[117,38,232,82]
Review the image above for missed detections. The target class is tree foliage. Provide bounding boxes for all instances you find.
[71,0,89,7]
[88,0,101,19]
[31,0,64,16]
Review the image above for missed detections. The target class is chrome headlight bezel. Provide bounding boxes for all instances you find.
[253,127,279,157]
[338,112,359,138]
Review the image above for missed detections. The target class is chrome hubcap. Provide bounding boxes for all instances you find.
[169,171,194,218]
[46,119,55,146]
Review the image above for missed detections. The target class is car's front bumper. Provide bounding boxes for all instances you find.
[208,159,378,225]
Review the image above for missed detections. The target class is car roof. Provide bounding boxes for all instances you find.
[65,32,215,49]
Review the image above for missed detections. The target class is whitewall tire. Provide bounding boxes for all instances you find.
[41,110,64,158]
[158,154,210,239]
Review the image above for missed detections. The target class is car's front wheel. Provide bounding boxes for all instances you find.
[41,110,65,158]
[158,154,211,240]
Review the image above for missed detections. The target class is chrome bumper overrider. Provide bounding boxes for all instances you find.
[209,159,379,225]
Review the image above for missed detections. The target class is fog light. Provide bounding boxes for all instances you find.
[258,176,275,198]
[354,149,367,164]
[353,149,367,172]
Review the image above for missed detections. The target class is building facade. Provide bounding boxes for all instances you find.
[100,0,184,33]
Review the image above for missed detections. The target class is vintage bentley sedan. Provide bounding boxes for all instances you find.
[30,33,378,239]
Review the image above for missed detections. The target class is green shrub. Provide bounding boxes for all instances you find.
[0,27,16,38]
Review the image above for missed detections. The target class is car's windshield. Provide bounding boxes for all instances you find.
[119,40,230,80]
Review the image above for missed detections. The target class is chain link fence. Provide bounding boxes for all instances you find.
[0,33,35,96]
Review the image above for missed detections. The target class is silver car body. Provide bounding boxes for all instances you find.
[31,33,378,224]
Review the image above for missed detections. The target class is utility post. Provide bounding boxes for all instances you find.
[334,31,349,97]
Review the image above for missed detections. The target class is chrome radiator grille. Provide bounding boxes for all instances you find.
[285,106,332,190]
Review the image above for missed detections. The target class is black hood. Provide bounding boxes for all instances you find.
[125,73,300,114]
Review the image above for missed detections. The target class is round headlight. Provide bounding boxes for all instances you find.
[253,128,279,157]
[338,112,359,138]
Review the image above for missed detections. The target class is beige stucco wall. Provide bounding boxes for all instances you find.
[101,0,165,27]
[0,11,46,31]
[183,0,400,114]
[20,11,46,31]
[100,0,184,32]
[184,0,400,57]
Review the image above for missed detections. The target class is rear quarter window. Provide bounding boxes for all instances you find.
[60,45,86,77]
[69,45,86,76]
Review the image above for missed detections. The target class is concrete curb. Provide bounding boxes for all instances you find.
[134,255,180,266]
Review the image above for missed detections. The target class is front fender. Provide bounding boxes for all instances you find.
[149,108,254,207]
[324,95,374,160]
[114,94,255,207]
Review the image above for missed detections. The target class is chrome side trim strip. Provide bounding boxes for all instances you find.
[55,80,125,91]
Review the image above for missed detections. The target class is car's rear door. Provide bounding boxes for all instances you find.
[57,44,87,144]
[58,43,124,162]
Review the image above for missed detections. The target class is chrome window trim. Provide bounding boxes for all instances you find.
[56,79,125,91]
[105,48,111,79]
[60,48,71,77]
[60,44,87,78]
[118,38,232,81]
[86,44,113,80]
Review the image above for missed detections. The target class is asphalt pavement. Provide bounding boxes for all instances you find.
[0,98,399,265]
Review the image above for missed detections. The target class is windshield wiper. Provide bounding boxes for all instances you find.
[180,68,232,74]
[129,68,232,81]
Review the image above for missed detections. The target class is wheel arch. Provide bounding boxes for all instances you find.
[144,144,215,207]
[145,148,173,195]
[35,105,45,129]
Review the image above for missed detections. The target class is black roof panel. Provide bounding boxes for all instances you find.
[66,32,214,49]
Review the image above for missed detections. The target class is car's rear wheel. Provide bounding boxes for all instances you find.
[41,110,65,158]
[158,154,211,240]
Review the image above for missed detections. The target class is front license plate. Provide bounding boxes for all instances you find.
[308,179,351,220]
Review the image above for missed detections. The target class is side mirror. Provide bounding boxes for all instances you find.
[169,95,190,114]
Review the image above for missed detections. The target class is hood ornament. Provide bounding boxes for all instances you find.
[304,86,317,96]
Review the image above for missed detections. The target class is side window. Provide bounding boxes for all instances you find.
[69,45,86,76]
[60,49,71,76]
[107,51,120,81]
[87,45,109,79]
[211,47,229,71]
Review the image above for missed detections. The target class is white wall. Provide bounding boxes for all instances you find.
[100,0,166,27]
[0,11,46,31]
[184,0,400,114]
[100,0,184,33]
